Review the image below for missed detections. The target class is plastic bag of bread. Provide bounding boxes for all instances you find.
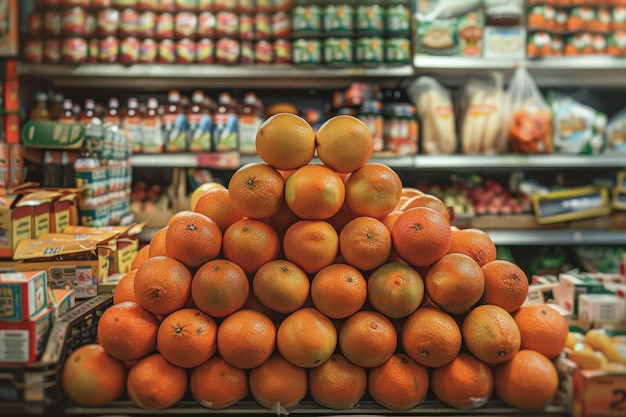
[408,77,457,154]
[459,73,507,154]
[504,67,554,154]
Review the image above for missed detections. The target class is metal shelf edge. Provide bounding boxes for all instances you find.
[486,229,626,246]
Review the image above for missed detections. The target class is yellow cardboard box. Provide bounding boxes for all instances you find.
[532,186,611,225]
[0,192,32,259]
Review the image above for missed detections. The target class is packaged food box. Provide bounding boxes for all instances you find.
[532,186,611,225]
[0,192,32,259]
[0,270,47,321]
[554,273,611,317]
[577,293,626,324]
[47,287,75,319]
[0,306,53,365]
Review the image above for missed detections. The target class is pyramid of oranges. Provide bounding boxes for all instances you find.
[61,113,569,413]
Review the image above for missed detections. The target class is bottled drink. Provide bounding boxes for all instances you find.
[122,97,144,154]
[79,99,97,125]
[103,97,121,126]
[187,90,213,152]
[212,92,238,151]
[141,97,164,153]
[30,93,51,120]
[238,92,263,155]
[59,99,77,123]
[49,93,64,121]
[163,89,188,152]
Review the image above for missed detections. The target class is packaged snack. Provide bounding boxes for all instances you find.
[527,32,552,57]
[605,108,626,152]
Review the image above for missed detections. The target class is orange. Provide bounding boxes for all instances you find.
[310,263,367,319]
[315,114,373,173]
[308,354,367,410]
[277,308,337,368]
[512,302,569,359]
[165,210,222,269]
[97,300,160,362]
[253,259,310,314]
[113,269,137,304]
[368,354,429,411]
[126,353,188,410]
[494,350,559,410]
[283,220,339,274]
[216,309,276,369]
[447,228,497,267]
[228,162,285,219]
[190,355,249,409]
[194,187,245,234]
[401,187,424,198]
[339,310,397,368]
[480,260,529,313]
[190,181,226,211]
[401,306,462,368]
[399,193,450,223]
[255,113,316,171]
[326,202,359,235]
[248,353,308,412]
[131,245,150,270]
[191,259,249,318]
[425,253,485,315]
[391,207,452,267]
[134,255,193,316]
[61,344,127,407]
[380,209,402,231]
[268,198,301,239]
[148,226,168,257]
[367,262,424,318]
[284,164,345,220]
[222,218,280,275]
[339,216,391,271]
[462,304,521,365]
[243,291,287,325]
[156,308,218,368]
[430,352,494,410]
[344,163,402,219]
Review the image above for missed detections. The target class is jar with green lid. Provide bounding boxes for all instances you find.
[323,37,353,67]
[323,4,354,36]
[386,2,411,36]
[356,4,384,36]
[356,37,384,66]
[292,5,322,36]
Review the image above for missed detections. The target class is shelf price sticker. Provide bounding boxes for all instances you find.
[576,370,626,416]
[195,151,240,169]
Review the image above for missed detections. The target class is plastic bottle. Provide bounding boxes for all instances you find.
[212,92,238,151]
[163,89,188,152]
[141,97,165,153]
[74,146,109,227]
[49,93,64,121]
[122,97,144,154]
[79,99,97,126]
[238,92,263,155]
[58,99,77,123]
[103,97,121,126]
[30,93,51,120]
[187,90,213,152]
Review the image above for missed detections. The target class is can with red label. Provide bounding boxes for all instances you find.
[119,8,139,37]
[196,38,214,63]
[119,37,140,64]
[254,40,273,64]
[273,11,291,39]
[156,12,175,39]
[97,8,119,37]
[240,41,254,64]
[27,13,43,37]
[23,39,44,64]
[158,38,176,63]
[139,38,158,62]
[274,38,292,63]
[239,14,254,41]
[175,11,197,39]
[254,12,272,40]
[237,0,254,14]
[138,10,157,37]
[197,11,215,38]
[159,0,175,12]
[44,39,62,63]
[99,36,120,62]
[87,38,99,63]
[215,37,240,65]
[215,11,238,38]
[62,37,88,64]
[176,38,196,63]
[62,7,88,36]
[85,14,96,37]
[43,10,62,36]
[256,0,272,13]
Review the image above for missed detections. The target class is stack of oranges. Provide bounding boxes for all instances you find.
[61,113,570,413]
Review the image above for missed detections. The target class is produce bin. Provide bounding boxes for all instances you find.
[0,294,572,416]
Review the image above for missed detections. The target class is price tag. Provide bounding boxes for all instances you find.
[195,151,240,169]
[579,371,626,416]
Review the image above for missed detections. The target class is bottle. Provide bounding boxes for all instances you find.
[187,90,213,152]
[49,93,64,121]
[212,92,238,151]
[141,97,164,153]
[58,99,77,123]
[103,97,121,126]
[122,97,144,154]
[238,92,264,155]
[74,146,109,227]
[30,93,51,120]
[79,99,97,125]
[163,90,188,152]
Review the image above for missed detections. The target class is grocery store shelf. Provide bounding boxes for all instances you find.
[18,63,414,90]
[486,229,626,246]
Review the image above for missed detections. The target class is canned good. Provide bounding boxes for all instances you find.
[324,4,353,35]
[62,7,88,36]
[255,12,272,40]
[197,0,214,11]
[274,0,292,12]
[157,38,176,63]
[274,38,292,63]
[23,39,44,64]
[87,38,99,63]
[175,11,197,38]
[215,37,240,65]
[292,5,322,36]
[215,11,238,38]
[92,0,113,8]
[62,37,88,64]
[43,39,61,63]
[239,14,254,40]
[237,0,254,14]
[156,12,175,39]
[386,3,411,35]
[112,0,137,8]
[356,37,384,66]
[255,39,273,64]
[119,37,140,64]
[292,38,321,66]
[197,11,215,38]
[61,0,90,6]
[119,8,139,37]
[175,0,198,12]
[256,0,272,13]
[272,11,291,38]
[324,37,353,66]
[385,37,410,64]
[240,41,254,64]
[137,0,158,11]
[176,38,196,63]
[212,0,230,11]
[43,10,62,37]
[139,38,158,63]
[97,8,119,37]
[196,38,214,63]
[159,0,175,12]
[99,36,120,62]
[138,11,157,38]
[27,13,43,38]
[85,14,96,37]
[356,4,384,36]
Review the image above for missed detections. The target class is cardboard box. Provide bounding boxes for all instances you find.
[0,192,32,259]
[577,293,626,324]
[47,288,75,319]
[532,186,611,225]
[553,273,610,317]
[0,307,53,365]
[0,270,47,321]
[14,191,60,239]
[573,367,626,417]
[3,80,18,112]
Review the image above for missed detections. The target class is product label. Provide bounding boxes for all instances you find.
[163,113,188,152]
[123,116,144,153]
[0,330,28,363]
[188,112,213,152]
[212,113,238,151]
[238,114,263,154]
[141,116,164,153]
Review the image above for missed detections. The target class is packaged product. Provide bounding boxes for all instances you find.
[505,67,553,154]
[459,73,507,155]
[606,108,626,152]
[407,77,457,154]
[547,91,607,155]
